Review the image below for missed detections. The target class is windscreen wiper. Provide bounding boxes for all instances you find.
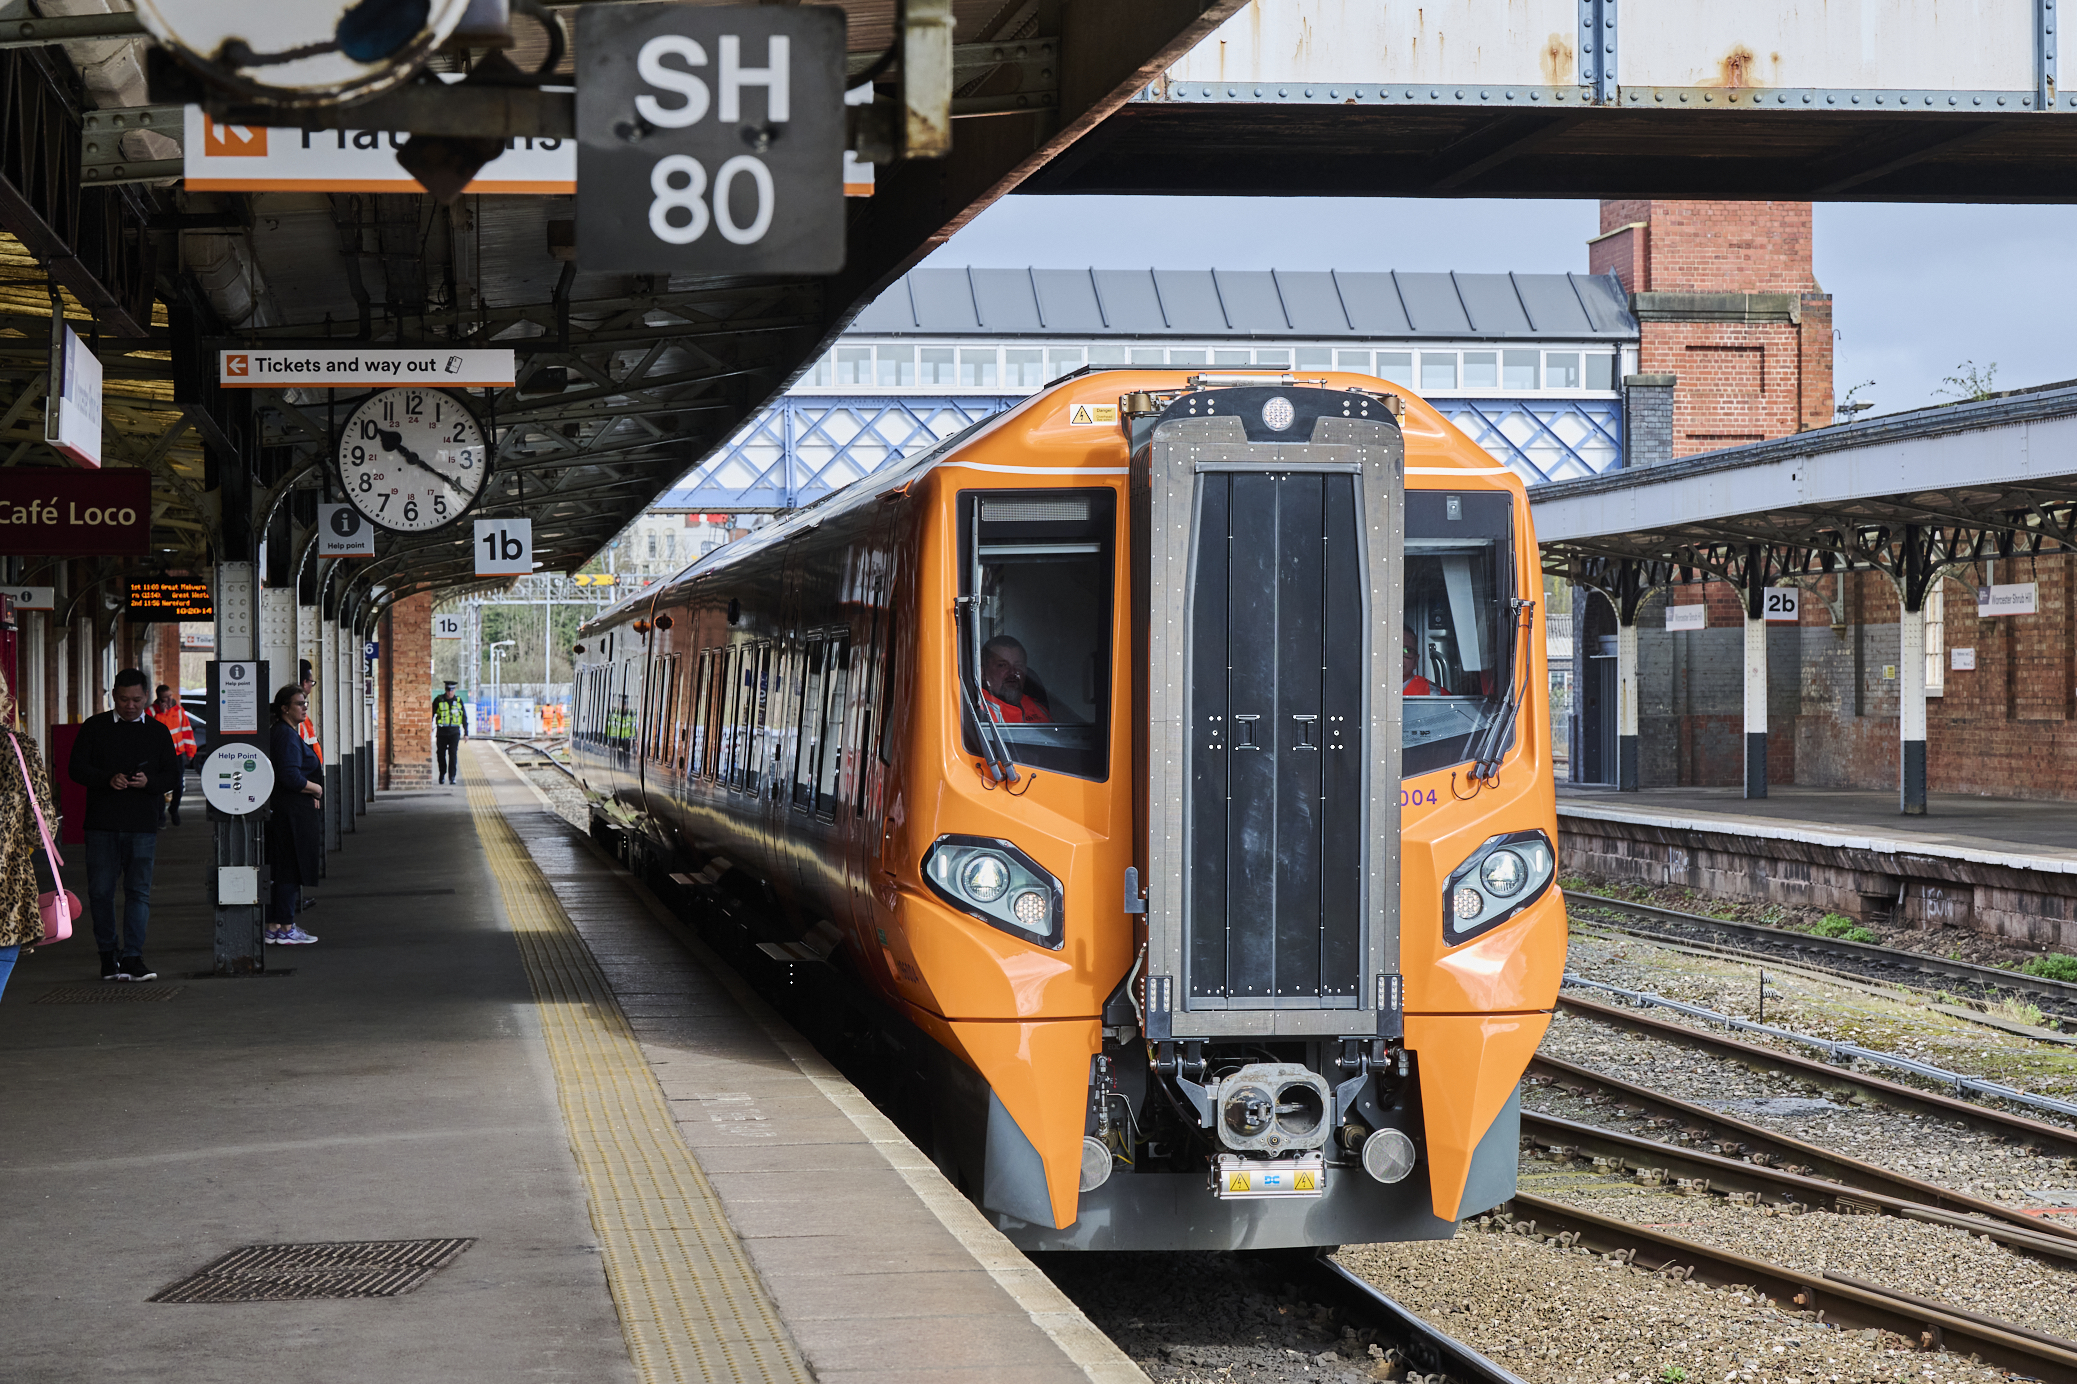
[1470,597,1536,779]
[953,597,1020,784]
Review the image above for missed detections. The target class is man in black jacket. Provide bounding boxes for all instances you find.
[68,668,178,981]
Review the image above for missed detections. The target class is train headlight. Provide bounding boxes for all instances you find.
[1479,849,1528,898]
[1261,395,1295,431]
[1361,1128,1417,1184]
[923,835,1065,950]
[959,854,1011,903]
[1441,829,1557,946]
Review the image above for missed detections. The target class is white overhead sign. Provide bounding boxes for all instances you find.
[182,105,573,195]
[1664,603,1706,632]
[475,518,534,576]
[1978,582,2037,617]
[218,349,516,389]
[45,323,102,468]
[1763,587,1800,623]
[317,504,376,557]
[434,611,464,639]
[3,585,53,612]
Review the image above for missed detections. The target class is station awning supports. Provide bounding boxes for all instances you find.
[1898,525,1931,816]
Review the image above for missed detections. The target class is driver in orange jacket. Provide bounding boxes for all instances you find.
[152,684,196,826]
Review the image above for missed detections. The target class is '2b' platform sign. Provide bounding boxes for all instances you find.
[576,4,844,274]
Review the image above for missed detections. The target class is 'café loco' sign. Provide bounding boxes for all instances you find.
[0,468,151,555]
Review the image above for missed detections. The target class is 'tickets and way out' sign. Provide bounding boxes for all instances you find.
[0,469,151,555]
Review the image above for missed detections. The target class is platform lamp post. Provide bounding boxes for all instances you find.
[1742,545,1769,800]
[489,639,514,739]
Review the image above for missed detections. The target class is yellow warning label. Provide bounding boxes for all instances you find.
[1228,1172,1252,1193]
[1068,404,1119,426]
[1295,1170,1318,1191]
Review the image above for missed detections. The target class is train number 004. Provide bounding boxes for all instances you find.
[1399,788,1438,808]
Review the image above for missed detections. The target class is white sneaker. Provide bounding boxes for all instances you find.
[280,926,320,945]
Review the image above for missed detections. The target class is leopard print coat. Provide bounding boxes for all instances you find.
[1,730,58,948]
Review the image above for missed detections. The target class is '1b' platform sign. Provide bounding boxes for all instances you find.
[576,4,845,275]
[475,518,533,576]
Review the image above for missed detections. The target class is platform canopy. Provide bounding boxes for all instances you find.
[1535,382,2077,605]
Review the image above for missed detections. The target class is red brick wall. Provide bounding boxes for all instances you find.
[1595,200,1833,457]
[382,592,435,788]
[152,621,181,695]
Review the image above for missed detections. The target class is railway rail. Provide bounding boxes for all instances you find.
[1567,889,2077,1022]
[1526,1053,2077,1240]
[1557,990,2077,1143]
[1306,1254,1526,1384]
[1493,1193,2077,1383]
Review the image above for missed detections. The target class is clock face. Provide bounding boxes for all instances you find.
[338,387,489,533]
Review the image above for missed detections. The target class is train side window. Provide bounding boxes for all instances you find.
[718,645,743,788]
[791,637,823,811]
[956,488,1116,780]
[652,655,679,762]
[815,637,848,818]
[743,643,771,795]
[689,651,713,777]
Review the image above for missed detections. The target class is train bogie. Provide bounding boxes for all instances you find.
[571,369,1564,1252]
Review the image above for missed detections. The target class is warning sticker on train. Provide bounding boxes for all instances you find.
[1068,404,1118,425]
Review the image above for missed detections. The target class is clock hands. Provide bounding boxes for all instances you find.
[376,427,467,494]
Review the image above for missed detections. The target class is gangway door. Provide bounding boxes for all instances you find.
[1133,388,1403,1040]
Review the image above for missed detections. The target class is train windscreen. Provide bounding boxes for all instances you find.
[958,489,1115,780]
[1403,490,1518,777]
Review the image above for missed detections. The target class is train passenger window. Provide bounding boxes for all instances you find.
[792,638,824,810]
[690,651,713,777]
[1403,490,1518,777]
[815,637,848,818]
[718,646,742,788]
[740,644,770,794]
[956,488,1115,781]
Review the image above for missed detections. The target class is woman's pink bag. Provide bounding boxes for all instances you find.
[10,732,78,943]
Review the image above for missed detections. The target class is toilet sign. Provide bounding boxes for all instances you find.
[475,518,533,575]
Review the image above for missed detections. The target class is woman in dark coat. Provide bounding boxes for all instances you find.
[265,684,323,946]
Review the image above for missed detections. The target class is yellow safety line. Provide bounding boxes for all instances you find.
[461,746,810,1384]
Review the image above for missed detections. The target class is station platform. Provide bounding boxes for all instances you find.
[1556,784,2077,950]
[0,743,1139,1384]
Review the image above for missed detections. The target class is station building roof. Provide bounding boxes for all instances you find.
[848,267,1638,341]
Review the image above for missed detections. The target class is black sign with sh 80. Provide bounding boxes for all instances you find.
[576,3,845,275]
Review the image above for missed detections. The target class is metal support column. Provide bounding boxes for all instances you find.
[212,559,266,973]
[336,613,356,835]
[320,614,343,849]
[1613,559,1642,792]
[1743,546,1768,800]
[1899,526,1930,815]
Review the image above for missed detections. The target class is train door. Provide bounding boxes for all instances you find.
[841,520,896,946]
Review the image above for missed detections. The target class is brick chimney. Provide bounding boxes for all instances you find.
[1592,201,1834,461]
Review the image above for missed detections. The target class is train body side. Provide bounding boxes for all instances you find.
[568,370,1563,1247]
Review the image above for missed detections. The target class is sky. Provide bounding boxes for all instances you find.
[920,196,2077,420]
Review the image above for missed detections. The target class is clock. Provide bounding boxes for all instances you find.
[337,387,490,533]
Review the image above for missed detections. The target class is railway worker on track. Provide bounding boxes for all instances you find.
[434,679,467,783]
[979,635,1050,723]
[1403,625,1450,696]
[151,683,195,826]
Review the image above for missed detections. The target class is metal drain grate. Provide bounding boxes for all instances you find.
[149,1238,475,1303]
[35,985,182,1003]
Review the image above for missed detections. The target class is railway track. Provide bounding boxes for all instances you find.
[1525,1052,2077,1239]
[1558,990,2077,1147]
[1306,1254,1525,1384]
[1567,888,2077,1023]
[1491,1192,2077,1382]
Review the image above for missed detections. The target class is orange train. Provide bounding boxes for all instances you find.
[570,370,1562,1250]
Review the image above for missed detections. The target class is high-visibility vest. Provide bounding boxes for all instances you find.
[435,695,466,729]
[299,713,324,763]
[154,704,196,757]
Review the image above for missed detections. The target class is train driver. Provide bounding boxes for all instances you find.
[1404,626,1449,696]
[980,636,1050,723]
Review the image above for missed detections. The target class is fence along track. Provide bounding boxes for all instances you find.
[1526,1052,2077,1243]
[1493,1192,2077,1384]
[1557,992,2077,1154]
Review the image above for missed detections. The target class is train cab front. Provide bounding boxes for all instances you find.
[961,373,1560,1252]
